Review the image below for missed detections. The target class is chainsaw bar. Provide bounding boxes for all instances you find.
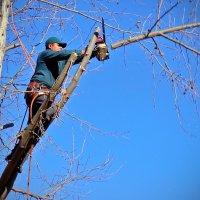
[102,17,109,60]
[102,17,106,43]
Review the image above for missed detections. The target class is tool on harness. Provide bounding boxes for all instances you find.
[94,18,109,61]
[0,123,14,131]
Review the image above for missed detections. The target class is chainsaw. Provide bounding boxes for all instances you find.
[94,18,109,61]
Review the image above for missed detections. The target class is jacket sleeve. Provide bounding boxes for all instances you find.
[40,49,82,61]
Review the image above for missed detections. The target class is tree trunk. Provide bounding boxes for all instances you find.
[0,0,10,77]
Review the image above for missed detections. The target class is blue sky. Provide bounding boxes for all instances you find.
[2,0,200,199]
[67,46,200,200]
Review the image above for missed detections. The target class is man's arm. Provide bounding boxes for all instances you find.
[40,49,83,61]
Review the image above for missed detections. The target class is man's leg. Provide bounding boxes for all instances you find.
[32,95,57,121]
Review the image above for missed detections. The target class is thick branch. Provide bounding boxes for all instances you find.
[58,27,100,109]
[111,23,200,49]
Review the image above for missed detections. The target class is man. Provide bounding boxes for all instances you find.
[6,37,96,163]
[25,36,92,122]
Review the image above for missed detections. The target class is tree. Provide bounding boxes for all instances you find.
[0,0,199,199]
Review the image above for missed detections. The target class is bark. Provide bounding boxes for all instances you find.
[0,0,10,77]
[111,23,200,49]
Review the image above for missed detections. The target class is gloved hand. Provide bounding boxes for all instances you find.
[81,47,87,55]
[81,46,98,58]
[91,47,98,58]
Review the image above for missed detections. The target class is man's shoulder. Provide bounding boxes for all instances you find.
[37,49,77,61]
[39,49,70,56]
[37,50,55,60]
[39,49,52,55]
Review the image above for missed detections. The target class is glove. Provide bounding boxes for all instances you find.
[81,46,88,55]
[91,48,98,58]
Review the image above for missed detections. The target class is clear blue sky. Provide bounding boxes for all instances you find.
[4,0,200,199]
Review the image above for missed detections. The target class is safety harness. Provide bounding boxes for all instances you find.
[25,82,49,120]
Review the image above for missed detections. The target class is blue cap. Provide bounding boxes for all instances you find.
[45,37,67,48]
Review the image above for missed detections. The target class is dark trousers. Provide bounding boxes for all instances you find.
[26,94,57,124]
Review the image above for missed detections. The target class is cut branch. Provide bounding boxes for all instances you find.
[111,23,200,49]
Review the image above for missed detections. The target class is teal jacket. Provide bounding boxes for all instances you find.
[30,49,83,88]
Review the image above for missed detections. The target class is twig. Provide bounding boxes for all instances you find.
[157,0,164,22]
[148,1,180,34]
[0,136,18,152]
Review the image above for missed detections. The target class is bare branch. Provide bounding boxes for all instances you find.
[148,1,180,34]
[111,23,200,49]
[4,43,21,52]
[12,188,52,200]
[160,33,200,55]
[39,0,130,33]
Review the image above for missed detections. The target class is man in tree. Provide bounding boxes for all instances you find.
[25,37,91,122]
[5,37,96,162]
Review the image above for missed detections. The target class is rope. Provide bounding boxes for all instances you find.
[29,93,42,120]
[27,144,34,200]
